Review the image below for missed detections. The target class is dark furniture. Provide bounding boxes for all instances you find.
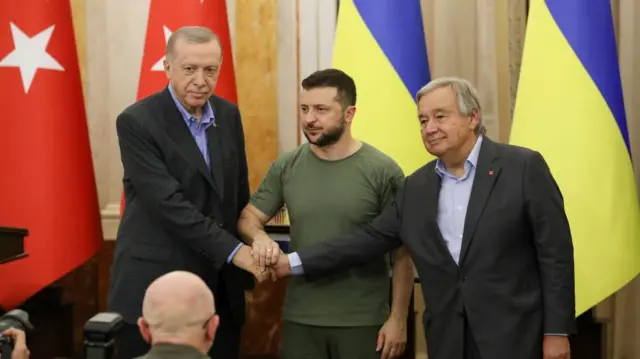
[0,226,28,264]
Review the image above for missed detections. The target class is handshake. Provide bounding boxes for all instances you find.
[232,235,292,283]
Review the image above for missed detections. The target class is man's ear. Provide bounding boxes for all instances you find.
[163,59,171,80]
[137,317,152,344]
[344,105,357,124]
[468,110,480,131]
[206,315,220,341]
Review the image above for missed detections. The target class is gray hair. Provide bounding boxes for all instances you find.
[415,77,486,136]
[166,26,221,62]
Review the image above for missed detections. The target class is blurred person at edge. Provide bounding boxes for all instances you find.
[1,328,29,359]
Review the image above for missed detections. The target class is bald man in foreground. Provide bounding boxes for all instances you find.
[133,271,219,359]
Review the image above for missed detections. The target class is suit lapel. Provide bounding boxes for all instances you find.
[459,138,501,265]
[161,89,216,188]
[207,98,225,202]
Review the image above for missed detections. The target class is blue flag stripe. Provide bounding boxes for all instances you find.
[352,0,431,100]
[545,0,630,154]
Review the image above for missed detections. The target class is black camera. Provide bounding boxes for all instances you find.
[84,312,124,359]
[0,309,34,359]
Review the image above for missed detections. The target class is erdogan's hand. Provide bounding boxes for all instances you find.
[231,245,274,283]
[273,253,292,278]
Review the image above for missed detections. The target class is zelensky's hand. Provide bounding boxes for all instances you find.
[273,253,292,278]
[377,315,407,359]
[231,245,274,283]
[250,234,281,269]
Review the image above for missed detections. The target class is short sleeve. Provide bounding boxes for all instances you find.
[249,159,286,217]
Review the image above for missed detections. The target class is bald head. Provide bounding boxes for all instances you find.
[141,271,215,339]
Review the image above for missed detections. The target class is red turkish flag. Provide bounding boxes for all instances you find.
[0,0,102,309]
[120,0,238,216]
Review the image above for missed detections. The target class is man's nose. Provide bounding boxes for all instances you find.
[424,120,439,134]
[302,112,316,125]
[193,70,205,85]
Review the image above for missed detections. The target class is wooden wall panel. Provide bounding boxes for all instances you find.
[234,1,281,357]
[235,0,280,193]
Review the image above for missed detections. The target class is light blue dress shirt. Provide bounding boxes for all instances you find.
[435,136,483,264]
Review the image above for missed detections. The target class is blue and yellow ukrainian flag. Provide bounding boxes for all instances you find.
[333,0,432,174]
[510,0,640,315]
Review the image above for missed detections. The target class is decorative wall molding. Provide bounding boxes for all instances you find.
[100,203,121,241]
[297,0,337,144]
[277,0,300,154]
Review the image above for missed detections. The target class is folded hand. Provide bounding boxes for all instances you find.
[251,234,281,269]
[272,253,292,278]
[232,245,276,283]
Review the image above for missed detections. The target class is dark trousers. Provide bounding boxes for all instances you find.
[464,314,482,359]
[114,293,241,359]
[281,320,381,359]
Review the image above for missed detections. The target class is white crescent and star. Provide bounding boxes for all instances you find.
[1,0,209,90]
[151,0,208,71]
[151,25,174,72]
[0,22,64,94]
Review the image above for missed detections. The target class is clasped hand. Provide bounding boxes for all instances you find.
[233,236,291,283]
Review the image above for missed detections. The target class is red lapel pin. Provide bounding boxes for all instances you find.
[488,170,494,175]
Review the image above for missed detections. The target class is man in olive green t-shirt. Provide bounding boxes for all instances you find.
[237,69,415,359]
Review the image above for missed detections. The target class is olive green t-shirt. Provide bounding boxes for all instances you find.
[250,142,404,327]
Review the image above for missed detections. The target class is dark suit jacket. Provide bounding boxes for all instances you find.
[108,88,251,326]
[134,343,209,359]
[297,137,576,359]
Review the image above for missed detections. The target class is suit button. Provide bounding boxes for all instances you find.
[217,223,224,228]
[459,276,467,283]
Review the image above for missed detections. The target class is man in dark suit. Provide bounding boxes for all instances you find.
[273,77,576,359]
[108,26,265,359]
[135,271,220,359]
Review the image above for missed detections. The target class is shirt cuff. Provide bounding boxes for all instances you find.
[288,252,304,275]
[226,243,243,263]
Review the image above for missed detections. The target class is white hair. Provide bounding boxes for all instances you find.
[415,77,486,135]
[166,26,221,62]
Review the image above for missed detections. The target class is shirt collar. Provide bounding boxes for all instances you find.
[167,85,215,126]
[147,343,209,359]
[435,135,484,178]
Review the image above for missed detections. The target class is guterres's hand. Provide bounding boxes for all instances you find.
[543,335,570,359]
[272,253,292,278]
